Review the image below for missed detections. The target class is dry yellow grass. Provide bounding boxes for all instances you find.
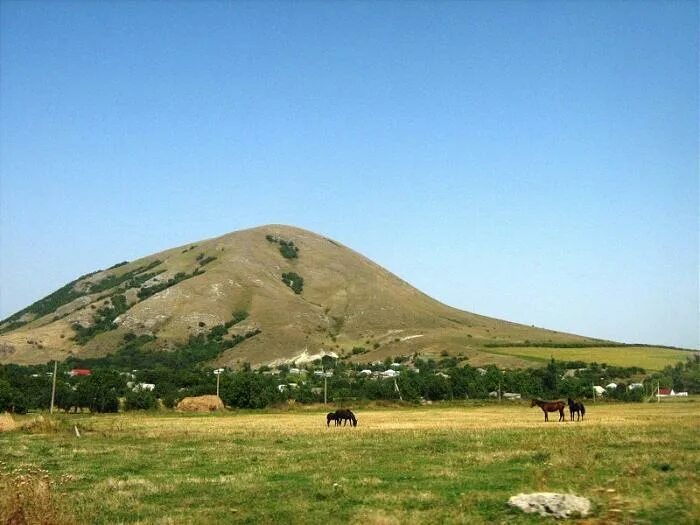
[481,345,697,370]
[0,413,17,433]
[86,400,698,437]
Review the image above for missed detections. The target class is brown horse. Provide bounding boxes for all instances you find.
[530,399,566,422]
[334,408,357,427]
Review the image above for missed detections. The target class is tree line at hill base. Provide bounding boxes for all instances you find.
[1,348,698,414]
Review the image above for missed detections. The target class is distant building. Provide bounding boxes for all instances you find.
[656,388,688,397]
[69,369,91,377]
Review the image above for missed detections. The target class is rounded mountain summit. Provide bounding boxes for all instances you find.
[0,225,601,367]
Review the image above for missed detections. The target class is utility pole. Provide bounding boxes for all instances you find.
[50,360,58,413]
[214,368,224,398]
[394,378,403,401]
[592,384,596,403]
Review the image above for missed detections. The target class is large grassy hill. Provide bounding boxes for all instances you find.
[0,225,691,369]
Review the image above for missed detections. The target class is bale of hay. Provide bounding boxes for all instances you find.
[176,395,224,412]
[0,412,17,432]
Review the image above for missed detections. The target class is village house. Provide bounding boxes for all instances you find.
[657,388,688,397]
[69,368,91,377]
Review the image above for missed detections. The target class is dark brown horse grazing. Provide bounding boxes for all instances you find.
[334,408,357,427]
[567,398,586,421]
[530,399,566,422]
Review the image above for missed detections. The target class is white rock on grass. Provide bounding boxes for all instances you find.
[508,492,591,519]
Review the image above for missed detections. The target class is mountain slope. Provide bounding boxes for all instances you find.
[0,225,610,367]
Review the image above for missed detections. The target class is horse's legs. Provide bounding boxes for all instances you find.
[559,408,564,422]
[544,410,548,422]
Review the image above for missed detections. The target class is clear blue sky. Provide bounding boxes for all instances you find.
[1,1,698,348]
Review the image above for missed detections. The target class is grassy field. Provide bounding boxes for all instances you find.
[479,345,696,371]
[1,401,699,524]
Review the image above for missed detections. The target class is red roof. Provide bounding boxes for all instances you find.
[70,369,92,376]
[658,388,672,395]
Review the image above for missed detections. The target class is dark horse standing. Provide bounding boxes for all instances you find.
[326,412,340,427]
[331,408,357,427]
[567,398,586,421]
[530,399,566,422]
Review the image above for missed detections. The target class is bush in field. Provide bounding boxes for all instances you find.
[278,241,298,259]
[281,272,304,294]
[265,235,299,259]
[161,391,179,409]
[124,388,158,411]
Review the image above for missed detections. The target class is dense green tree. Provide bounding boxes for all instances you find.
[75,370,124,413]
[220,372,281,408]
[124,388,158,411]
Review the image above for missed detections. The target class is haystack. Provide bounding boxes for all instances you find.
[0,412,17,432]
[176,395,224,412]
